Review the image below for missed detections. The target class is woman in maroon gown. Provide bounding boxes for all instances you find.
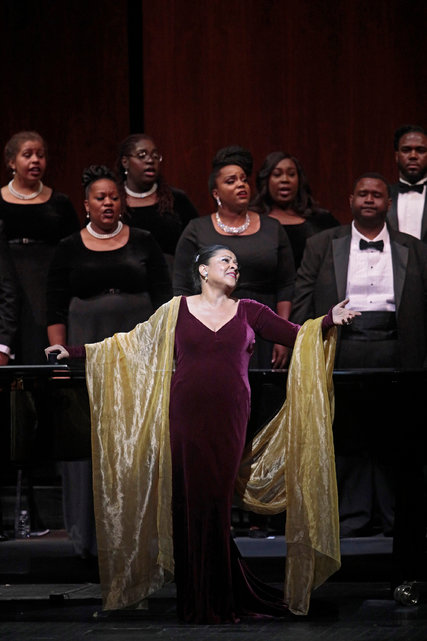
[46,244,357,624]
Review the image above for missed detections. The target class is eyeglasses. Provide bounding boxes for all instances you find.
[126,151,163,162]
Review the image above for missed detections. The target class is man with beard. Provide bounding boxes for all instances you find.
[388,124,427,241]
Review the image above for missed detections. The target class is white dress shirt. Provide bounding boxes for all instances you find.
[346,222,395,312]
[397,178,427,239]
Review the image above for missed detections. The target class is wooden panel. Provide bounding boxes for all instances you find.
[142,0,427,221]
[0,0,130,221]
[1,1,426,224]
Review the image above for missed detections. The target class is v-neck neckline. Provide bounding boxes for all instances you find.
[183,297,240,334]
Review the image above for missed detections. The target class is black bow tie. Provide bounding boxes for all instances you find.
[359,239,384,252]
[398,182,425,194]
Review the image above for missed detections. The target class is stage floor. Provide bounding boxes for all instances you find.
[0,531,426,640]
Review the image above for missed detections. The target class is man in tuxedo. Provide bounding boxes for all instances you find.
[292,172,427,370]
[388,124,427,242]
[291,173,427,548]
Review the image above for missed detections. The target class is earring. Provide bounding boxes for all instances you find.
[203,272,208,282]
[124,169,128,176]
[216,196,222,208]
[86,211,90,219]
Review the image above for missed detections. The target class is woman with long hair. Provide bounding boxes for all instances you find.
[252,152,339,269]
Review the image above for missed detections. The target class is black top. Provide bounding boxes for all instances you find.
[0,191,80,242]
[125,187,199,255]
[0,221,19,348]
[47,228,172,325]
[173,214,295,301]
[282,209,339,269]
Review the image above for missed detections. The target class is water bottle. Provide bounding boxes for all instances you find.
[15,510,30,539]
[393,581,420,606]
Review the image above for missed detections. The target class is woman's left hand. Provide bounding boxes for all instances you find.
[332,299,361,326]
[44,344,70,361]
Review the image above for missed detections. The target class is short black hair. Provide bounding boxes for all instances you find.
[352,172,391,197]
[393,124,427,151]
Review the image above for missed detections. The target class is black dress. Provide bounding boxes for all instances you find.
[282,209,339,270]
[47,228,172,342]
[47,228,172,556]
[125,188,198,256]
[0,221,19,352]
[0,190,79,363]
[173,215,295,369]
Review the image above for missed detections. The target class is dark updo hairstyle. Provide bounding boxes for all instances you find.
[4,130,47,171]
[208,145,253,194]
[192,244,235,293]
[82,164,125,210]
[252,151,318,218]
[116,133,174,216]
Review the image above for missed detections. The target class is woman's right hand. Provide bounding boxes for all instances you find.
[332,299,361,326]
[44,344,70,361]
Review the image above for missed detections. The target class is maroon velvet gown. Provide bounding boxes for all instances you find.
[169,297,300,623]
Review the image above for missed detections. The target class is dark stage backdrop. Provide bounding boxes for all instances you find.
[142,0,427,221]
[1,0,427,221]
[0,0,130,221]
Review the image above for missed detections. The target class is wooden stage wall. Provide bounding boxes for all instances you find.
[1,0,427,221]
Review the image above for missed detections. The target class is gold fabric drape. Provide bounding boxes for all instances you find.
[86,299,339,615]
[85,297,180,610]
[235,317,340,614]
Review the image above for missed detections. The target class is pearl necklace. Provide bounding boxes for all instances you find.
[215,211,250,234]
[86,220,124,239]
[124,182,158,199]
[8,179,43,200]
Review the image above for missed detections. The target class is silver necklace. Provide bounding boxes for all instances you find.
[215,211,250,234]
[86,220,124,239]
[8,179,43,200]
[124,182,158,199]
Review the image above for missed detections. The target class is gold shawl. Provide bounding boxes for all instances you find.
[86,298,339,615]
[235,316,340,614]
[85,297,180,610]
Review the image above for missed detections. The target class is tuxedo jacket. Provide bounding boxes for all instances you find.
[387,183,427,243]
[0,221,19,350]
[291,224,427,368]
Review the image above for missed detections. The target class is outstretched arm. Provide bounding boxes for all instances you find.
[249,298,360,352]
